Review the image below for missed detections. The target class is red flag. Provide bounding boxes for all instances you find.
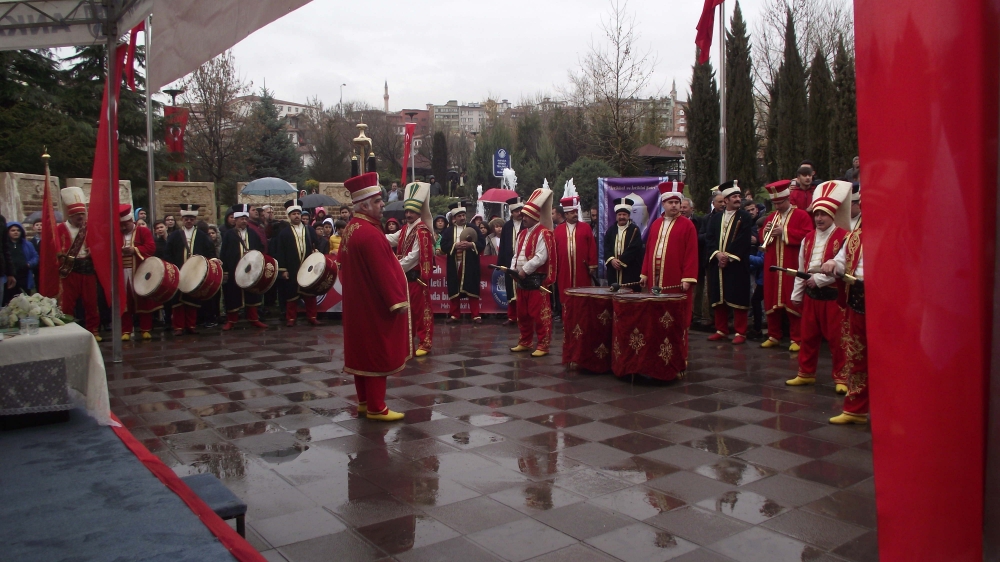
[86,45,128,312]
[695,0,725,64]
[164,106,190,181]
[125,21,145,91]
[400,122,416,187]
[38,157,60,298]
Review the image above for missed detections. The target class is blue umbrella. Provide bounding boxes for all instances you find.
[240,177,298,197]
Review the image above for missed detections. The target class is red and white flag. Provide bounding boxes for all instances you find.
[695,0,725,64]
[400,122,416,187]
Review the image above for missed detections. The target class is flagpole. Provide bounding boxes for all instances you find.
[107,16,123,363]
[145,14,156,223]
[718,1,727,184]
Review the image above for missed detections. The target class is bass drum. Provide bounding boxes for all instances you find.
[296,252,339,296]
[133,257,180,303]
[235,250,278,295]
[178,255,224,300]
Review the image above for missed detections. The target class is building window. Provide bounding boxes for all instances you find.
[679,126,685,132]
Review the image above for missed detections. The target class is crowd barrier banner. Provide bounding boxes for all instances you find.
[316,254,508,314]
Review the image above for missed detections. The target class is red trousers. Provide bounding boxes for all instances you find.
[61,272,100,334]
[515,287,553,352]
[285,296,318,322]
[354,376,388,415]
[507,298,517,322]
[449,296,480,319]
[797,298,847,383]
[226,306,261,324]
[410,281,433,351]
[842,309,869,416]
[766,306,801,342]
[713,304,748,336]
[123,280,156,334]
[172,304,198,331]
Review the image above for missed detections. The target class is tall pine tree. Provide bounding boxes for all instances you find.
[246,88,304,187]
[807,47,833,180]
[774,9,808,179]
[725,1,757,191]
[686,52,720,211]
[830,35,858,179]
[763,85,780,182]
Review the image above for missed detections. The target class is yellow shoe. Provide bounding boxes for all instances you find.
[94,334,102,342]
[121,333,131,342]
[835,384,849,395]
[141,331,152,340]
[760,338,779,348]
[357,403,367,414]
[415,349,429,357]
[785,376,816,386]
[367,409,405,422]
[829,412,868,425]
[789,342,801,352]
[531,350,549,357]
[510,345,531,352]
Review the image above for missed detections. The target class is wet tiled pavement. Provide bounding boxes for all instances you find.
[104,317,877,562]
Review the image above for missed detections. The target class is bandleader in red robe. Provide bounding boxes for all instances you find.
[341,172,410,421]
[55,187,100,337]
[759,180,813,350]
[510,187,558,357]
[387,182,436,356]
[641,181,700,325]
[118,205,159,339]
[554,193,598,306]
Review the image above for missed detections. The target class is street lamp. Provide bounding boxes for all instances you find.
[340,83,347,115]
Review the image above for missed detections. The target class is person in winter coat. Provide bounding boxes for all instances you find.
[3,222,39,304]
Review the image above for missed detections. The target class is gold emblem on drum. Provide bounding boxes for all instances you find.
[613,339,621,359]
[659,310,674,329]
[629,328,645,353]
[659,338,673,365]
[572,324,583,340]
[265,262,275,278]
[594,343,608,359]
[597,309,611,326]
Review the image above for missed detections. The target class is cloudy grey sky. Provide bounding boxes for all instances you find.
[218,0,770,109]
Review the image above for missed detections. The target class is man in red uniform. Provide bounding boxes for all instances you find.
[55,187,101,339]
[759,179,813,351]
[118,205,158,341]
[509,187,558,357]
[640,181,700,324]
[387,182,435,357]
[788,181,852,393]
[340,172,410,422]
[554,191,597,307]
[822,208,867,425]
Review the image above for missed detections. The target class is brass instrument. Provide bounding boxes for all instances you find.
[350,122,377,176]
[760,212,785,250]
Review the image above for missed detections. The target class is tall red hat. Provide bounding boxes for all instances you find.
[764,179,792,201]
[809,180,852,231]
[522,187,554,229]
[118,204,133,222]
[559,195,580,213]
[657,180,684,202]
[344,172,382,204]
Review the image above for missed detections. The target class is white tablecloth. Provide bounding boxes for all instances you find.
[0,323,113,425]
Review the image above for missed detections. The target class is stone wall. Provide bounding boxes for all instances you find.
[234,182,348,222]
[153,181,217,224]
[65,178,133,213]
[0,172,61,223]
[319,183,349,210]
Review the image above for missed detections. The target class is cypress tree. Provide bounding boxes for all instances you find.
[763,84,780,182]
[774,9,807,179]
[686,51,720,211]
[830,35,858,179]
[725,1,757,190]
[247,88,304,185]
[807,47,833,180]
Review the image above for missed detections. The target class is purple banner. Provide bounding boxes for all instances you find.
[597,176,667,278]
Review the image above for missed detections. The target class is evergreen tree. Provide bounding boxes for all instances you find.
[641,98,664,146]
[468,117,514,189]
[830,35,858,179]
[725,1,757,190]
[431,131,449,194]
[774,9,808,179]
[515,110,543,162]
[554,156,617,210]
[246,88,304,187]
[807,47,834,180]
[686,52,721,211]
[548,106,588,170]
[763,85,780,182]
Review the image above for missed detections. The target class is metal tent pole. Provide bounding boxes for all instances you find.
[145,13,156,222]
[718,1,727,184]
[106,11,122,363]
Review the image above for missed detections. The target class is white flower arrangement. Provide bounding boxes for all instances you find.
[0,293,66,328]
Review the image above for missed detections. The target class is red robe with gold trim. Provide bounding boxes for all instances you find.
[55,222,100,334]
[794,226,848,383]
[122,225,160,314]
[341,213,412,376]
[761,207,813,313]
[395,220,435,352]
[514,224,557,351]
[641,216,699,291]
[554,220,597,303]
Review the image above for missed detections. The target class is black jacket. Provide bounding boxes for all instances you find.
[165,227,217,269]
[0,214,11,280]
[603,222,644,287]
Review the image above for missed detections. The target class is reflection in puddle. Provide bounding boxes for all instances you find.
[693,458,773,486]
[459,412,511,427]
[260,442,309,464]
[697,490,784,524]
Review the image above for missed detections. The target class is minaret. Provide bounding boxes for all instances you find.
[384,81,389,113]
[670,79,677,101]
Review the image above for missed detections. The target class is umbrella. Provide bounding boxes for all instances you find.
[24,210,63,223]
[241,177,298,196]
[383,200,407,223]
[299,193,341,207]
[480,188,518,203]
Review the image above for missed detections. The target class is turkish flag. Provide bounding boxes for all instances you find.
[400,122,416,186]
[695,0,725,64]
[164,106,189,182]
[85,45,128,312]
